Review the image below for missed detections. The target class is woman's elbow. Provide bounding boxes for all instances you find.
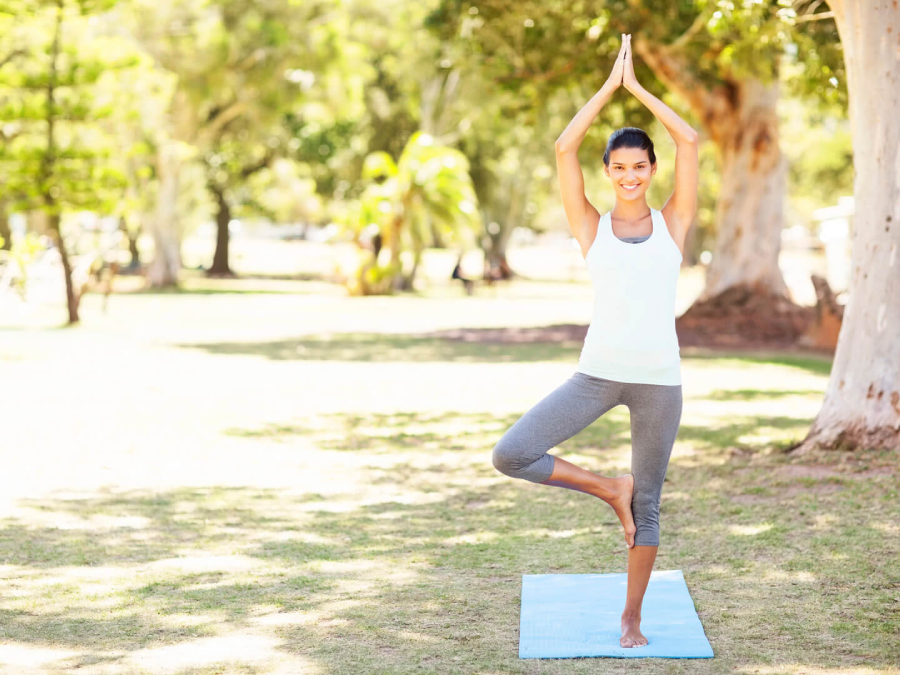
[555,140,576,154]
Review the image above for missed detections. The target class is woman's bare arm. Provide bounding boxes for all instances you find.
[554,35,627,258]
[622,34,699,245]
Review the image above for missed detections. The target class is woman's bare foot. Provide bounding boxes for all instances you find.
[606,474,636,548]
[620,611,648,647]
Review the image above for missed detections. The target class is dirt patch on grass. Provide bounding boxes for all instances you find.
[730,460,896,503]
[732,482,844,504]
[777,464,895,479]
[417,312,829,354]
[735,463,896,480]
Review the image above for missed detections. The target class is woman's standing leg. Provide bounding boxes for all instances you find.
[617,381,683,647]
[491,372,637,545]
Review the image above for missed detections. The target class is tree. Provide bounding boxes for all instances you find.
[793,0,900,453]
[0,0,134,323]
[345,131,482,295]
[125,0,344,285]
[203,135,276,277]
[426,0,846,306]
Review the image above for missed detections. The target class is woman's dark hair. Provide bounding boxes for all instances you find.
[602,127,656,167]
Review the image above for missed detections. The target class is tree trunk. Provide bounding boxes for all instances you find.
[208,183,234,277]
[636,43,789,301]
[147,142,182,288]
[48,212,79,324]
[792,0,900,453]
[118,215,141,271]
[486,178,525,280]
[699,80,789,301]
[0,207,10,251]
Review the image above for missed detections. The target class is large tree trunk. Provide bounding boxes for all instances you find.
[208,183,234,277]
[636,43,789,301]
[792,0,900,454]
[146,142,182,288]
[699,80,788,301]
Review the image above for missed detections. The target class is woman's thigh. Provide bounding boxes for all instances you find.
[492,372,625,480]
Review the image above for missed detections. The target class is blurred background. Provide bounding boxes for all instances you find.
[0,0,852,339]
[3,3,897,675]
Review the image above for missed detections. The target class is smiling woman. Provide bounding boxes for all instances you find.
[604,127,658,204]
[495,32,701,650]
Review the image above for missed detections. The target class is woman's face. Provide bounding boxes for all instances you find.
[604,147,656,201]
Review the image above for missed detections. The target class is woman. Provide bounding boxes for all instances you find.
[491,33,698,649]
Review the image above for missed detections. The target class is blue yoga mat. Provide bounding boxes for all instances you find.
[519,569,713,659]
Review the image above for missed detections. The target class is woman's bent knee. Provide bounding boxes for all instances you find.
[491,443,512,476]
[491,438,554,483]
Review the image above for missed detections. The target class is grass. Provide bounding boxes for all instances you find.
[0,252,897,674]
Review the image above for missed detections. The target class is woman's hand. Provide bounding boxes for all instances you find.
[623,34,639,91]
[604,34,627,90]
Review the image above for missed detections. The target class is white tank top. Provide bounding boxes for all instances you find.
[576,207,683,385]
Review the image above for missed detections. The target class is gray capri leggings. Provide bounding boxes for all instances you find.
[491,371,683,546]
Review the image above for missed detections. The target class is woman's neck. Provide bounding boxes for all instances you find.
[611,201,651,223]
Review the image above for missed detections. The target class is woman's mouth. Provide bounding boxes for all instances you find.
[622,184,640,191]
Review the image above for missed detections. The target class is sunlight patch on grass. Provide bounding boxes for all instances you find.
[729,523,774,536]
[760,569,818,583]
[395,630,442,642]
[296,489,450,513]
[441,531,500,545]
[514,527,601,539]
[144,554,265,575]
[704,565,731,575]
[869,521,899,535]
[8,507,153,531]
[126,632,282,674]
[0,644,82,669]
[814,513,840,530]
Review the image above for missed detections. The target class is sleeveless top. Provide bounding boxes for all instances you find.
[576,208,683,386]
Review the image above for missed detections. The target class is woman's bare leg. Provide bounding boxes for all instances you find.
[539,456,637,548]
[620,544,657,647]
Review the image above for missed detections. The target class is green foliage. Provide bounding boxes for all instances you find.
[0,231,46,300]
[343,130,482,294]
[0,0,137,215]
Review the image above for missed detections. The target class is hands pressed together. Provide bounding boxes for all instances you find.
[607,33,639,92]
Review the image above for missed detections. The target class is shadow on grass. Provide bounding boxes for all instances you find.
[0,454,896,672]
[682,349,834,376]
[175,329,834,374]
[223,408,817,460]
[704,389,826,401]
[175,333,584,363]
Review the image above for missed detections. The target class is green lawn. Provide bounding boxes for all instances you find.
[0,271,897,675]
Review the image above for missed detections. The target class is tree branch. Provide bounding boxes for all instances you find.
[496,59,576,84]
[0,48,25,70]
[199,99,248,146]
[240,148,275,179]
[632,40,712,116]
[795,10,835,23]
[669,7,717,51]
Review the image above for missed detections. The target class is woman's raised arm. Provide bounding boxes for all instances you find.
[555,35,628,258]
[622,34,699,242]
